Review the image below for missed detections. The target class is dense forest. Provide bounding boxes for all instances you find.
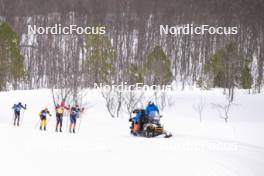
[0,0,263,93]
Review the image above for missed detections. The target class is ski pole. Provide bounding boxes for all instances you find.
[35,118,41,130]
[12,112,15,126]
[65,114,69,132]
[78,107,87,133]
[19,104,27,126]
[77,110,85,133]
[20,109,25,126]
[77,115,82,133]
[46,115,52,129]
[46,118,49,130]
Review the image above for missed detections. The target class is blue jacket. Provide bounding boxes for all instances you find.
[70,107,81,119]
[133,111,142,123]
[12,103,26,112]
[145,104,159,117]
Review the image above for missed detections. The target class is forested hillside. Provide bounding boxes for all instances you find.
[0,0,263,92]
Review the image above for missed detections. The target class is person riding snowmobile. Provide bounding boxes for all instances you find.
[39,107,52,131]
[69,105,83,133]
[129,107,172,138]
[131,109,142,134]
[145,102,161,126]
[145,101,160,118]
[130,109,147,135]
[133,110,142,124]
[12,102,26,126]
[129,103,172,138]
[55,101,69,132]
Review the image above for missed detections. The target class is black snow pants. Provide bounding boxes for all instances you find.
[14,111,20,126]
[56,113,63,131]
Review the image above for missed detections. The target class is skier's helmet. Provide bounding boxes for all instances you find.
[133,109,140,114]
[60,101,65,107]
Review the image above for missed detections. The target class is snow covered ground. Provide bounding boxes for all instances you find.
[0,88,264,176]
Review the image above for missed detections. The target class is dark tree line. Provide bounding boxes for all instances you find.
[0,0,263,92]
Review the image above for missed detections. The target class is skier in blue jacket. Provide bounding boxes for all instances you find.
[69,105,83,133]
[12,102,26,126]
[145,101,160,118]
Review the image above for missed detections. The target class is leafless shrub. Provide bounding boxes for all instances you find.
[101,88,122,118]
[193,97,206,122]
[211,96,237,123]
[123,91,145,119]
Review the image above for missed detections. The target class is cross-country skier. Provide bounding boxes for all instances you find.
[69,105,83,133]
[12,102,26,126]
[55,101,69,132]
[39,107,52,131]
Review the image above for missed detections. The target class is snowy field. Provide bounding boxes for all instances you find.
[0,88,264,176]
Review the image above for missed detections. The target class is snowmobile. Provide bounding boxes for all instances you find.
[129,109,172,138]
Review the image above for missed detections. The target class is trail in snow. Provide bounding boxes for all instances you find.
[0,89,264,176]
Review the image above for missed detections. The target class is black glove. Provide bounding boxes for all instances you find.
[129,118,132,122]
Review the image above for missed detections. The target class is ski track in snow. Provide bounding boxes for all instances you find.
[1,89,264,176]
[1,122,264,176]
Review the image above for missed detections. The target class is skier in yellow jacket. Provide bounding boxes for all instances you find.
[39,107,52,131]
